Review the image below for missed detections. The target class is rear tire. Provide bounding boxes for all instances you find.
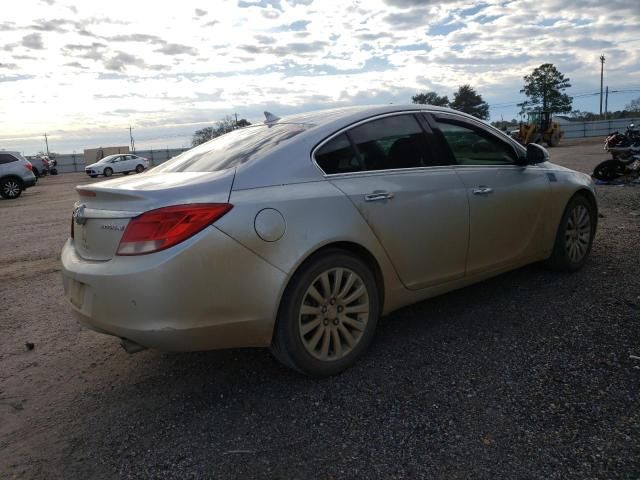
[545,195,595,272]
[103,167,113,177]
[271,249,379,376]
[0,177,23,199]
[592,159,624,181]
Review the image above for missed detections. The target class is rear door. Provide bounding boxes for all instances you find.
[316,113,469,290]
[428,113,551,275]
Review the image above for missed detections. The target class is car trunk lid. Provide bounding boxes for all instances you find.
[72,170,235,261]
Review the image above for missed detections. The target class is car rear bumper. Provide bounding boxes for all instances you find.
[23,176,37,188]
[60,227,287,351]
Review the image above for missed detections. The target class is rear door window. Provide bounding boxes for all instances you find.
[314,134,361,174]
[0,153,18,164]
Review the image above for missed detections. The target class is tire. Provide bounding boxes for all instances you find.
[271,249,380,376]
[135,164,144,173]
[545,195,596,272]
[103,167,113,177]
[0,177,23,199]
[50,169,58,175]
[592,159,625,181]
[32,168,40,178]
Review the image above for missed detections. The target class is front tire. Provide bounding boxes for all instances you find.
[135,164,144,173]
[0,178,23,199]
[545,195,596,272]
[271,250,379,376]
[593,159,624,181]
[103,167,113,177]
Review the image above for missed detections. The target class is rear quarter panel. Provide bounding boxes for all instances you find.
[215,180,406,315]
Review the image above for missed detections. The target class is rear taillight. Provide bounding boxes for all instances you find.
[25,163,33,171]
[116,204,233,256]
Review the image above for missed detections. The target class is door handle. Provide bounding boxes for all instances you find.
[472,186,493,195]
[364,191,394,202]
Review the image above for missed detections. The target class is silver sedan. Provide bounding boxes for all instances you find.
[61,105,597,376]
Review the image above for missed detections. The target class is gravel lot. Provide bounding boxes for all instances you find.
[1,138,639,479]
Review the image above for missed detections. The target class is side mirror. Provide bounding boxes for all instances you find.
[525,143,549,165]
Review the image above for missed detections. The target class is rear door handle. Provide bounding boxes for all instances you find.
[364,191,394,202]
[472,186,493,195]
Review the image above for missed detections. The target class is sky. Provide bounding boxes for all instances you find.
[1,0,639,155]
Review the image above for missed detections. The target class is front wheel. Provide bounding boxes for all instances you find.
[0,178,23,199]
[103,167,113,177]
[545,195,596,272]
[271,250,380,376]
[135,164,144,173]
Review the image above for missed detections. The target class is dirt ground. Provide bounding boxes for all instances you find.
[1,139,638,479]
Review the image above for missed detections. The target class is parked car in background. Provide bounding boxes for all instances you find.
[28,156,49,178]
[62,105,598,376]
[0,151,37,199]
[85,154,150,178]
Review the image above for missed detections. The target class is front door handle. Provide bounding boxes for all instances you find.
[472,186,493,195]
[364,191,394,202]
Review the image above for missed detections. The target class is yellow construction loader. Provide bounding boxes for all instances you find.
[512,111,563,147]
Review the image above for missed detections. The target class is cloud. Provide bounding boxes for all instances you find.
[104,51,146,71]
[29,18,79,32]
[155,43,198,56]
[62,43,106,61]
[383,0,456,6]
[384,9,430,28]
[109,34,166,44]
[21,33,44,50]
[194,8,207,16]
[0,63,18,69]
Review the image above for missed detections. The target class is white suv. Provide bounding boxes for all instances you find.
[85,154,150,178]
[0,151,37,199]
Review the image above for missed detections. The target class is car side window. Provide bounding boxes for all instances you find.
[435,120,517,166]
[349,115,437,170]
[0,154,18,164]
[315,133,361,174]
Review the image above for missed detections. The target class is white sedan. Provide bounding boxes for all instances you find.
[85,154,150,178]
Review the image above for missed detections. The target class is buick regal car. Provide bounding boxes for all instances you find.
[61,105,597,376]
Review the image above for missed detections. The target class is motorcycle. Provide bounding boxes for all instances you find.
[593,149,640,181]
[604,123,640,160]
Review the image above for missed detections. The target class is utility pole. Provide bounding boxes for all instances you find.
[599,54,605,117]
[129,126,135,153]
[44,133,50,157]
[234,112,238,129]
[604,86,609,120]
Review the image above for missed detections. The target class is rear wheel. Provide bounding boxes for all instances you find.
[271,250,379,376]
[546,195,595,271]
[0,177,23,199]
[592,159,624,181]
[103,167,113,177]
[135,164,144,173]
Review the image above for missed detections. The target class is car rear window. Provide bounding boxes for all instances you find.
[154,124,309,173]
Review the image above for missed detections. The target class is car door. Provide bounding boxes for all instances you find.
[123,155,136,171]
[428,113,551,275]
[315,113,469,290]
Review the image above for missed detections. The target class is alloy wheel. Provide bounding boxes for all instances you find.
[3,180,20,198]
[298,267,370,362]
[565,204,591,263]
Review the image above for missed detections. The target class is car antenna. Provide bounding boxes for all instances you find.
[264,111,281,124]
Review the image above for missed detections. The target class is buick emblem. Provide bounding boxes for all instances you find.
[73,204,87,225]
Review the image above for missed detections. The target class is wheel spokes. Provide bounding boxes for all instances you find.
[299,267,370,362]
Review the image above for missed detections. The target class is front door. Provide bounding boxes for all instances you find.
[430,114,550,275]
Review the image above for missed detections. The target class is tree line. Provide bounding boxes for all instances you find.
[191,115,251,147]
